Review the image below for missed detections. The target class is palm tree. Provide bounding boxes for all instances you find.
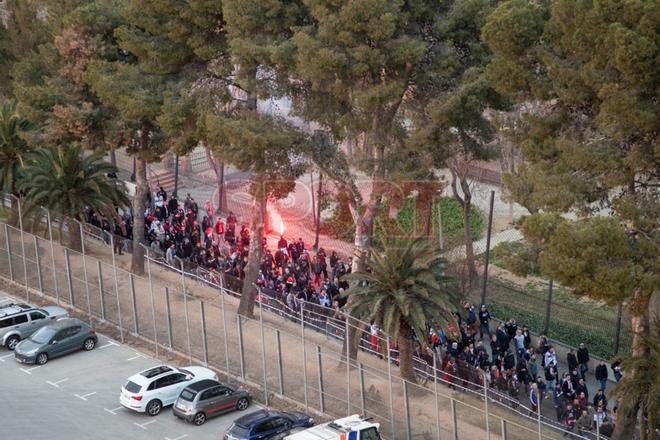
[17,144,129,250]
[0,99,35,219]
[343,237,461,383]
[610,320,659,440]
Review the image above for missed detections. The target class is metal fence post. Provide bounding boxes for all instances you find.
[79,220,91,323]
[129,273,139,335]
[219,283,231,384]
[237,316,245,381]
[345,315,351,415]
[33,236,43,294]
[433,354,441,440]
[403,380,411,440]
[97,261,106,320]
[386,334,395,438]
[17,197,29,300]
[300,302,309,413]
[614,303,623,355]
[183,291,192,364]
[258,293,268,406]
[46,210,59,304]
[451,398,458,440]
[543,279,554,336]
[64,248,74,305]
[276,330,284,395]
[501,419,507,440]
[316,346,325,413]
[164,287,173,349]
[481,190,495,305]
[482,370,491,440]
[145,248,158,358]
[110,234,123,343]
[536,390,542,440]
[5,223,14,281]
[200,301,208,367]
[359,363,366,416]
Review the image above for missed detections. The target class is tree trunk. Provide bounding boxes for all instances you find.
[109,148,117,167]
[612,289,651,440]
[340,313,362,367]
[309,163,316,228]
[68,217,82,252]
[130,157,148,275]
[314,170,322,250]
[398,324,416,384]
[217,160,226,213]
[237,191,266,318]
[463,199,478,283]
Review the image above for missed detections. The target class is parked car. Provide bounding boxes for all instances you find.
[224,410,314,440]
[13,318,97,365]
[172,379,251,425]
[0,302,68,350]
[120,365,218,416]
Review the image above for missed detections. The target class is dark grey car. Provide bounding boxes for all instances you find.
[14,318,98,365]
[172,379,251,425]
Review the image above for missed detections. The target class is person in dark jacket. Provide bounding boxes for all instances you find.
[503,349,516,371]
[577,343,590,379]
[479,304,491,339]
[595,359,609,391]
[567,349,579,372]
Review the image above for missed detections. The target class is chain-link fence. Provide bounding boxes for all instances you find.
[0,194,608,440]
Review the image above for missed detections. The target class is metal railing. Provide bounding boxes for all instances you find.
[0,194,609,440]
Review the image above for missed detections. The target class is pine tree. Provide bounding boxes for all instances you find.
[484,1,659,437]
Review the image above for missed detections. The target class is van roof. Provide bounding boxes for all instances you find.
[0,303,33,318]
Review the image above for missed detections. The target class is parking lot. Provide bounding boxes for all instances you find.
[0,292,262,440]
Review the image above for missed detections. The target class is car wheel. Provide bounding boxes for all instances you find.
[193,412,206,426]
[83,338,96,351]
[236,397,249,411]
[5,335,20,351]
[146,399,162,416]
[36,353,48,365]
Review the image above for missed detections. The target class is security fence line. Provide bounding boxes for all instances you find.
[0,198,605,440]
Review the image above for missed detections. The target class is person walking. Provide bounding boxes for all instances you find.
[595,359,609,391]
[529,383,540,416]
[478,304,491,339]
[577,342,590,379]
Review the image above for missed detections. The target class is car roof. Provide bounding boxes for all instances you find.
[128,365,178,385]
[185,379,221,392]
[0,303,33,318]
[234,409,283,426]
[43,318,86,330]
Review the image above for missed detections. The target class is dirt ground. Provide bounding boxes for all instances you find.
[0,223,564,440]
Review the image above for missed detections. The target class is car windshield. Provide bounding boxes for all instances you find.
[179,389,196,401]
[30,326,57,344]
[178,368,194,377]
[124,381,142,393]
[228,424,250,436]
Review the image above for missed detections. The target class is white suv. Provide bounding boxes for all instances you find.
[120,365,218,416]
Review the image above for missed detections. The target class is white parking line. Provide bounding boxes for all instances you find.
[133,420,157,430]
[99,340,120,349]
[46,378,69,388]
[127,353,148,361]
[20,366,42,374]
[165,435,188,440]
[0,353,14,362]
[74,392,97,401]
[104,406,123,415]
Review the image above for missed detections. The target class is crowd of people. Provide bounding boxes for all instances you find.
[87,187,620,439]
[418,302,622,438]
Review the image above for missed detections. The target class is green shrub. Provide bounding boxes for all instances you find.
[490,241,541,276]
[321,194,485,248]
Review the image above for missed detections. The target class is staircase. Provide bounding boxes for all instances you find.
[147,167,177,195]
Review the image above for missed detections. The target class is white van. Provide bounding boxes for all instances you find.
[284,414,380,440]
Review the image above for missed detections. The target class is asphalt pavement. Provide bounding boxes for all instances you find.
[0,292,262,440]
